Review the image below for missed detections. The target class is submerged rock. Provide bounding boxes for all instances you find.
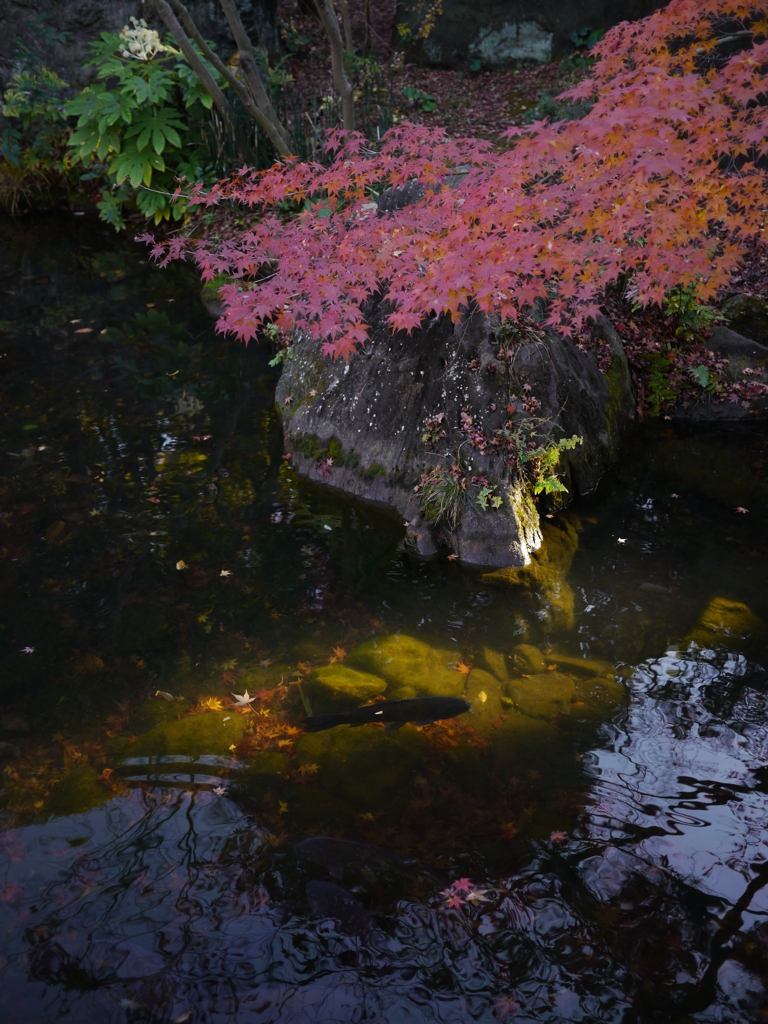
[307,664,387,712]
[688,596,763,646]
[345,634,465,699]
[464,668,505,731]
[275,299,633,568]
[482,647,510,683]
[506,671,576,720]
[511,643,548,674]
[125,710,249,758]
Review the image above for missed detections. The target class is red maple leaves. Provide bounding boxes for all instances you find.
[142,2,768,363]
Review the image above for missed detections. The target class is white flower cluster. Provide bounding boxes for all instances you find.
[119,17,166,61]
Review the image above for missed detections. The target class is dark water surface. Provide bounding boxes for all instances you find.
[1,216,767,1023]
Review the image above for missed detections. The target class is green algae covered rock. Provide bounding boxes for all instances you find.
[464,668,505,733]
[346,634,465,699]
[293,723,427,808]
[572,676,626,720]
[506,671,575,720]
[126,710,249,759]
[722,293,768,346]
[543,652,616,677]
[483,647,509,683]
[511,643,548,674]
[491,712,570,779]
[688,596,763,646]
[44,765,112,817]
[306,664,387,712]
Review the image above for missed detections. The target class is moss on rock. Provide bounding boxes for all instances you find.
[572,676,626,720]
[506,671,576,720]
[126,711,249,759]
[346,634,465,699]
[723,294,768,346]
[543,652,616,677]
[512,644,548,674]
[306,664,387,712]
[688,596,763,646]
[464,668,505,732]
[491,712,570,779]
[293,724,427,807]
[483,647,509,683]
[44,765,112,817]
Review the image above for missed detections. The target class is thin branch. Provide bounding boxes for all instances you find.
[218,0,291,155]
[314,0,356,130]
[151,0,234,127]
[164,0,291,157]
[337,0,354,54]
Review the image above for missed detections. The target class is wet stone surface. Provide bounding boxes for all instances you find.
[1,215,768,1022]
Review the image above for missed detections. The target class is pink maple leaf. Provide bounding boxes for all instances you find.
[450,877,474,894]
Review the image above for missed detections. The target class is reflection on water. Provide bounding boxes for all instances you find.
[1,216,768,1022]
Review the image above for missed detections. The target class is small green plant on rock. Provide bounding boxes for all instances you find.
[662,283,726,343]
[418,461,466,530]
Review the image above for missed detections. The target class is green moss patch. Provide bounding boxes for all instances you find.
[307,664,387,712]
[688,596,763,646]
[506,671,576,720]
[44,765,112,817]
[126,711,249,759]
[346,634,466,699]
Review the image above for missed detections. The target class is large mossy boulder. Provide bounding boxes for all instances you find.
[126,711,249,759]
[276,292,633,568]
[687,596,763,646]
[491,712,571,780]
[293,725,427,809]
[345,634,466,699]
[306,664,387,712]
[44,765,113,817]
[506,671,576,720]
[571,676,626,720]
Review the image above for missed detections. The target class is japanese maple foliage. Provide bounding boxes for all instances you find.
[142,1,768,362]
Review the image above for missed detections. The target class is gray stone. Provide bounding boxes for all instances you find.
[275,298,634,568]
[395,1,664,69]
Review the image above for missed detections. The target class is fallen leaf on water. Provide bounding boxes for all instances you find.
[229,744,236,752]
[549,830,568,844]
[494,997,520,1019]
[448,878,474,894]
[213,785,226,796]
[99,768,113,782]
[670,492,680,498]
[220,569,232,577]
[477,691,487,703]
[259,659,272,669]
[447,553,458,561]
[617,537,627,544]
[176,560,187,571]
[74,327,94,334]
[45,521,66,542]
[297,762,319,776]
[20,646,35,655]
[198,697,223,712]
[501,822,518,840]
[455,661,472,676]
[329,645,346,664]
[278,801,288,814]
[155,690,174,701]
[735,506,749,514]
[547,663,558,671]
[147,497,160,504]
[231,690,255,708]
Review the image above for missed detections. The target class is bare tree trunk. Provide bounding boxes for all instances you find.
[314,0,356,130]
[337,0,354,54]
[151,0,234,127]
[364,0,371,56]
[218,0,292,155]
[159,0,291,157]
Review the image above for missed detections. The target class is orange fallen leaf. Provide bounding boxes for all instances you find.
[455,661,472,675]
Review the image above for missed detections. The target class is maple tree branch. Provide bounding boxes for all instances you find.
[217,0,292,156]
[150,0,234,127]
[337,0,354,54]
[162,0,289,156]
[314,0,356,131]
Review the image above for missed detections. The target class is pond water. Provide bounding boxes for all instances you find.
[1,215,768,1023]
